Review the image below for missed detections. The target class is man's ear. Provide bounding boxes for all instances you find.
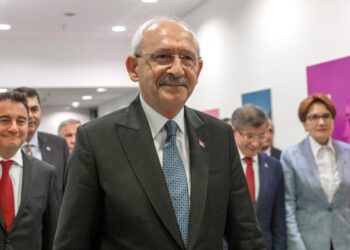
[196,58,203,78]
[125,55,139,82]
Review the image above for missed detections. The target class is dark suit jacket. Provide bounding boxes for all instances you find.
[38,132,69,202]
[256,153,286,250]
[0,152,60,250]
[270,147,281,160]
[53,97,266,250]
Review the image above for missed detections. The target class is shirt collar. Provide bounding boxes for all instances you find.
[309,136,335,158]
[23,131,39,148]
[140,94,185,138]
[0,149,24,167]
[262,146,271,156]
[29,131,39,147]
[237,148,259,163]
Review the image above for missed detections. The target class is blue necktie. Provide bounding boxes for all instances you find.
[163,120,189,245]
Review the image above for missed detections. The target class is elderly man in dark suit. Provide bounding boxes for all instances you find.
[0,91,59,250]
[13,87,69,203]
[231,104,286,250]
[53,16,266,250]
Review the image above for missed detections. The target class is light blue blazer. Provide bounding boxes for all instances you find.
[281,137,350,250]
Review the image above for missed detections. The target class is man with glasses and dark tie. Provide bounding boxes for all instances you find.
[230,104,286,250]
[53,16,265,250]
[0,91,59,249]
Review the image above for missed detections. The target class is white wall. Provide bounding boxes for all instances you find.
[185,0,350,149]
[98,89,139,116]
[40,107,91,135]
[0,32,131,88]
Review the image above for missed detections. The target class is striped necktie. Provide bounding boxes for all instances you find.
[23,143,33,156]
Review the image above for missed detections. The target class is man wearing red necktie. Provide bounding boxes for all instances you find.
[230,104,286,250]
[0,91,59,250]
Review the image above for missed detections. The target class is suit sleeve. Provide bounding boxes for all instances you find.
[271,161,287,250]
[280,151,307,250]
[225,132,266,250]
[42,166,60,250]
[53,127,102,250]
[61,139,70,193]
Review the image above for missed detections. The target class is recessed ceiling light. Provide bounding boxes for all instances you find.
[0,88,8,93]
[112,26,126,32]
[72,101,80,108]
[64,12,77,17]
[0,24,11,31]
[97,88,107,93]
[142,0,158,3]
[82,95,92,100]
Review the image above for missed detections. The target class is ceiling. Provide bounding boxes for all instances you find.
[1,0,208,35]
[36,87,139,109]
[1,0,208,108]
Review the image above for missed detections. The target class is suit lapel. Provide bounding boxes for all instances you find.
[38,132,52,162]
[257,154,269,208]
[115,98,184,247]
[9,152,34,232]
[331,140,350,205]
[185,108,209,248]
[297,138,328,203]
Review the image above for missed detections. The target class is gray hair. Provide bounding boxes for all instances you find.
[58,118,81,135]
[231,104,268,131]
[130,16,200,57]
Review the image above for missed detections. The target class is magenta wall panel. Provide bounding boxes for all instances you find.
[307,56,350,143]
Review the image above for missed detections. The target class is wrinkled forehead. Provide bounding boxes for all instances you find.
[146,20,190,33]
[141,21,198,54]
[241,123,268,133]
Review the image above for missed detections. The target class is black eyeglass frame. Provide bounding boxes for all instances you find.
[135,52,201,68]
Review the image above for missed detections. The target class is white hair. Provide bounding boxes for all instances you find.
[130,16,200,57]
[57,118,81,135]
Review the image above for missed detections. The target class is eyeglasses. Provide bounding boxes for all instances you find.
[136,52,200,68]
[306,113,332,122]
[236,130,267,142]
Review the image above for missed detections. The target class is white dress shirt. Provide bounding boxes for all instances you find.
[309,136,339,203]
[262,147,271,156]
[140,95,191,196]
[0,149,24,215]
[22,131,42,160]
[237,150,260,201]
